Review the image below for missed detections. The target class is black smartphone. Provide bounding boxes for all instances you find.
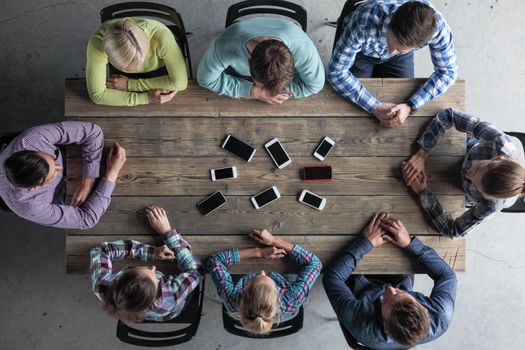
[196,191,227,215]
[222,134,256,162]
[303,166,332,182]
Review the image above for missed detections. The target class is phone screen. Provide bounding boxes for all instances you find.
[223,135,255,161]
[303,192,323,208]
[304,166,332,180]
[197,191,226,215]
[316,140,334,157]
[214,167,234,180]
[267,141,290,166]
[254,188,278,207]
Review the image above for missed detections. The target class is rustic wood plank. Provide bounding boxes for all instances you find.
[66,117,465,158]
[66,156,464,196]
[66,235,465,274]
[65,79,465,118]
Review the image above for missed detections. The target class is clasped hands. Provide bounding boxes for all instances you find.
[106,75,177,104]
[373,102,412,128]
[401,147,429,195]
[249,228,287,260]
[362,212,411,248]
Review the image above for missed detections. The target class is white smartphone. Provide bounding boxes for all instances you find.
[222,134,257,162]
[313,137,335,161]
[210,166,237,181]
[251,186,281,209]
[298,190,326,210]
[264,138,292,169]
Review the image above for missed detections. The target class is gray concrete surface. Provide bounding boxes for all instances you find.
[1,1,524,349]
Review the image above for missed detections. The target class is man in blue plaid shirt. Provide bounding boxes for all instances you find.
[328,0,458,127]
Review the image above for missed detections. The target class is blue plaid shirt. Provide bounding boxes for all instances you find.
[418,108,518,237]
[328,0,458,113]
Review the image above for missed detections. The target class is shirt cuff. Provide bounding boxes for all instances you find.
[162,228,192,250]
[96,178,116,196]
[231,248,241,264]
[136,92,149,105]
[405,237,424,256]
[240,81,254,98]
[362,97,380,114]
[83,162,100,179]
[127,78,139,92]
[346,235,374,256]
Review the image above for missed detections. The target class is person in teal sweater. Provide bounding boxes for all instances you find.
[86,18,188,106]
[197,17,325,105]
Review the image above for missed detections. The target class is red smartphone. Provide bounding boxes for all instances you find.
[302,166,332,182]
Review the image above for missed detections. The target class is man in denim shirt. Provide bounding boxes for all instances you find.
[323,213,457,349]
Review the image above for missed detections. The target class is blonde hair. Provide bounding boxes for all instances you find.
[238,278,280,335]
[103,19,149,72]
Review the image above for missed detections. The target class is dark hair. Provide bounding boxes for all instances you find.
[481,159,525,199]
[4,150,49,188]
[385,298,430,348]
[103,267,157,323]
[389,2,437,47]
[250,39,294,96]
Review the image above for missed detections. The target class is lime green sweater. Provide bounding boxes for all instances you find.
[86,18,188,106]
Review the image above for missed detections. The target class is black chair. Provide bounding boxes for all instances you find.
[222,304,304,338]
[338,321,374,350]
[225,0,307,32]
[501,132,525,213]
[100,2,194,79]
[326,0,365,52]
[0,132,21,213]
[116,278,205,346]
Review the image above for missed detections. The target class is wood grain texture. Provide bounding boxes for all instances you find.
[66,235,465,274]
[65,79,465,118]
[66,195,464,236]
[66,117,465,158]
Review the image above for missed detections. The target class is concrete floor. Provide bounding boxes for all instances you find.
[1,0,524,349]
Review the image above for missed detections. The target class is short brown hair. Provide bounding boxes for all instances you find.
[389,2,437,47]
[481,159,525,199]
[385,298,430,348]
[250,39,294,96]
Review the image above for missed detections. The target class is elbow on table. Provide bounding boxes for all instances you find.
[88,89,108,106]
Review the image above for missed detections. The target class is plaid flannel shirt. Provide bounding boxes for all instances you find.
[328,0,458,113]
[90,229,202,321]
[418,108,518,237]
[206,245,322,319]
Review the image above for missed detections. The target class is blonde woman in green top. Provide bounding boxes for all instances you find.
[86,18,188,106]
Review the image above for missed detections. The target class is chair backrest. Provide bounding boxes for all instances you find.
[100,2,193,79]
[338,321,376,350]
[332,0,365,52]
[225,0,307,32]
[116,277,205,346]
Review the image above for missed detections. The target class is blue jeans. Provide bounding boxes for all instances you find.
[351,52,415,78]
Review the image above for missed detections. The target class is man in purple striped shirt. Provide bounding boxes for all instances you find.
[0,122,126,229]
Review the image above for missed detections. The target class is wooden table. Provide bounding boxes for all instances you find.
[64,79,466,274]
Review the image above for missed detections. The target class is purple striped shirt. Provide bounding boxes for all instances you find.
[0,122,114,229]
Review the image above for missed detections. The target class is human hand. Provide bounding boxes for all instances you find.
[250,85,292,105]
[148,89,177,104]
[146,205,172,234]
[380,217,411,248]
[380,103,411,127]
[106,75,129,91]
[154,244,175,260]
[362,212,389,247]
[402,148,429,185]
[259,246,287,260]
[402,167,428,196]
[249,228,276,246]
[105,142,126,182]
[70,178,95,206]
[373,102,397,123]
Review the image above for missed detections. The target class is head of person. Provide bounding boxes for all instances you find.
[4,151,62,190]
[249,39,294,96]
[466,157,525,200]
[103,19,149,72]
[103,265,158,323]
[382,285,430,348]
[238,271,280,335]
[387,2,437,55]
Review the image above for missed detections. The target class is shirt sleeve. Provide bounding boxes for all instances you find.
[206,249,241,312]
[282,245,322,314]
[90,239,156,294]
[322,235,373,319]
[85,35,149,106]
[284,40,325,98]
[127,28,188,93]
[327,17,380,113]
[408,20,458,109]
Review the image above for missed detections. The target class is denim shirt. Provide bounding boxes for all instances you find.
[323,236,457,349]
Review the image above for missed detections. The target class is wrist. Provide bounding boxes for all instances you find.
[104,170,119,182]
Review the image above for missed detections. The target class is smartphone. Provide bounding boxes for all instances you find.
[302,166,332,182]
[251,186,281,209]
[264,138,292,169]
[196,191,227,215]
[210,166,237,181]
[222,134,256,162]
[298,190,326,210]
[313,137,335,161]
